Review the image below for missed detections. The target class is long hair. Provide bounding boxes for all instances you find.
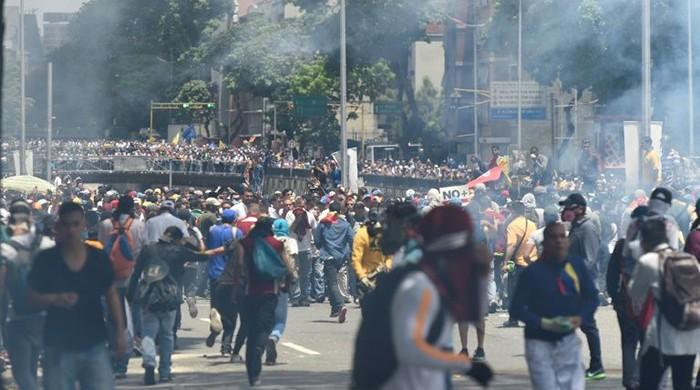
[692,198,700,231]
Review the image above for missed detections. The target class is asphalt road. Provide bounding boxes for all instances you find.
[113,299,628,390]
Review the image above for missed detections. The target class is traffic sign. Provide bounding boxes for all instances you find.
[374,101,403,115]
[293,95,328,117]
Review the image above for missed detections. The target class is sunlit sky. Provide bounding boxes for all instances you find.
[5,0,86,14]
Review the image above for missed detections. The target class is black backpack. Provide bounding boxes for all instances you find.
[351,264,446,390]
[133,247,180,313]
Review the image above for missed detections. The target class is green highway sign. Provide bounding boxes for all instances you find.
[374,101,403,115]
[293,95,328,117]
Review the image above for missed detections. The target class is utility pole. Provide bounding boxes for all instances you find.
[472,4,479,157]
[642,0,652,138]
[19,0,26,175]
[47,62,53,181]
[517,0,523,151]
[689,0,695,155]
[340,0,349,187]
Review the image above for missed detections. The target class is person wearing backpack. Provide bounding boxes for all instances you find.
[628,218,700,390]
[235,218,293,386]
[352,205,493,390]
[98,194,146,379]
[127,226,218,385]
[0,200,54,390]
[510,222,598,390]
[607,206,650,390]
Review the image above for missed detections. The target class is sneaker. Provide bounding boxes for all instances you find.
[132,337,143,356]
[209,308,223,334]
[206,331,218,348]
[473,347,486,362]
[459,348,470,358]
[159,375,173,383]
[265,339,277,365]
[221,344,232,357]
[114,373,127,380]
[292,299,311,307]
[314,297,326,304]
[586,368,606,380]
[230,354,244,364]
[488,302,498,314]
[186,296,198,318]
[249,377,262,386]
[502,319,519,328]
[338,307,348,324]
[144,366,156,386]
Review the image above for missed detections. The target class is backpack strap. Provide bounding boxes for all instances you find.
[426,299,447,345]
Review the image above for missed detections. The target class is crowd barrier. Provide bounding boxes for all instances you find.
[1,157,464,196]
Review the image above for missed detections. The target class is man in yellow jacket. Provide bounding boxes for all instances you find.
[502,201,537,327]
[352,212,392,304]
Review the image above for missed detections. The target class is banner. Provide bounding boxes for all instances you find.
[467,166,503,188]
[439,184,471,202]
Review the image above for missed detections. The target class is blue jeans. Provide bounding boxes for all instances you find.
[43,343,115,390]
[291,251,312,302]
[6,316,43,390]
[105,287,132,375]
[311,256,325,300]
[141,309,177,379]
[270,292,288,342]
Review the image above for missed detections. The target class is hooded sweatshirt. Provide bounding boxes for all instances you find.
[315,212,354,261]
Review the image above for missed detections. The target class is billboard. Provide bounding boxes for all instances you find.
[490,81,547,120]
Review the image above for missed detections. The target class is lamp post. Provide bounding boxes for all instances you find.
[339,0,349,187]
[689,0,695,155]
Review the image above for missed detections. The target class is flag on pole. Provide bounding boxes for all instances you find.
[219,140,226,149]
[466,166,503,188]
[171,131,181,145]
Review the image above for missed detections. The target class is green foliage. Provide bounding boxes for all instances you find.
[414,78,448,161]
[48,0,226,136]
[173,80,216,134]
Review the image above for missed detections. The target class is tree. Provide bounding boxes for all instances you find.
[48,0,227,137]
[173,80,216,137]
[2,51,21,137]
[489,0,683,117]
[415,77,448,161]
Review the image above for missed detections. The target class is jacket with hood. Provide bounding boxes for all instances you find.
[315,213,354,261]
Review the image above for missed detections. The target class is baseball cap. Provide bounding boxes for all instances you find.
[9,200,31,216]
[650,187,672,205]
[205,197,221,207]
[161,200,175,210]
[558,193,587,209]
[221,209,237,223]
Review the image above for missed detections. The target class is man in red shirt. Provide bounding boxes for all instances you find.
[236,203,260,236]
[235,218,293,387]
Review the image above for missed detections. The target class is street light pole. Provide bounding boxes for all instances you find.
[517,0,523,151]
[19,0,26,175]
[642,0,651,138]
[47,62,53,181]
[340,0,349,188]
[689,0,695,155]
[472,10,479,157]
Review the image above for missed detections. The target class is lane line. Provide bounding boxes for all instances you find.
[199,318,211,323]
[281,342,321,356]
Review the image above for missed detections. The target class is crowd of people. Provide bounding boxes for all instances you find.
[9,137,692,187]
[2,137,700,389]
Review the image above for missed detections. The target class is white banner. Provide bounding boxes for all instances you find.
[439,184,471,202]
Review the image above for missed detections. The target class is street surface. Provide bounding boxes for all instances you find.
[114,300,626,389]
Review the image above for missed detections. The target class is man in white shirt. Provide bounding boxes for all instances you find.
[144,200,189,244]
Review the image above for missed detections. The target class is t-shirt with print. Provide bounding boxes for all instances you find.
[28,244,114,351]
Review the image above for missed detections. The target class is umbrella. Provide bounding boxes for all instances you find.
[1,175,56,194]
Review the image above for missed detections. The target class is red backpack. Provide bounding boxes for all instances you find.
[106,217,136,280]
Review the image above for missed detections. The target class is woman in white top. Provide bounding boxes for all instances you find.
[628,218,700,390]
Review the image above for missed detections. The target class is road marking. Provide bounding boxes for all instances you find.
[199,318,210,323]
[281,342,321,356]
